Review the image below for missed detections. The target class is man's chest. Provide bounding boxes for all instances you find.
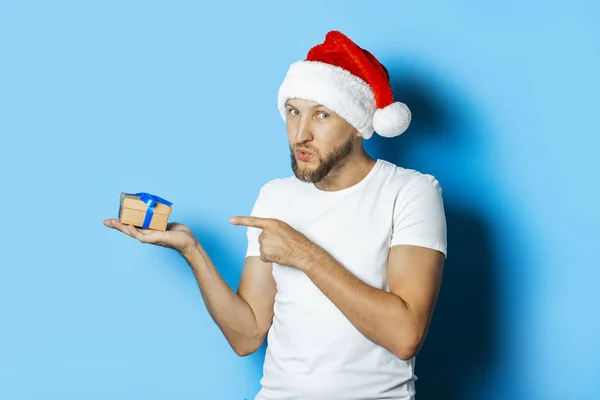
[269,193,395,296]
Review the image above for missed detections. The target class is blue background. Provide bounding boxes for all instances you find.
[1,1,599,399]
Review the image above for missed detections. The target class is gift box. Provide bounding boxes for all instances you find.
[118,192,173,231]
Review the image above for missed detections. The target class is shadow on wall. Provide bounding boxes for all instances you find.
[365,61,501,400]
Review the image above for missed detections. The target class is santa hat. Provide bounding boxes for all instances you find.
[278,30,411,139]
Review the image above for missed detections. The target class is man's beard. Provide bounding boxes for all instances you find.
[290,136,354,184]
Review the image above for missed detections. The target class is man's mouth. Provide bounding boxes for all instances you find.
[295,148,313,162]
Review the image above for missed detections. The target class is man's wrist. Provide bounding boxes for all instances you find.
[180,241,201,261]
[296,244,326,273]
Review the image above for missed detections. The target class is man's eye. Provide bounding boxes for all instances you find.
[288,108,299,115]
[318,112,329,118]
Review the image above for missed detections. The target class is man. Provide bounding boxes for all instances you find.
[104,30,447,400]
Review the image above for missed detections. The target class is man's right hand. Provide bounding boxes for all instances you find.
[103,218,198,256]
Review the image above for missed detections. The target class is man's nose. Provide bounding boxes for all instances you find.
[296,118,314,143]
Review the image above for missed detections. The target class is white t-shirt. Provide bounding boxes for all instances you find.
[246,159,447,400]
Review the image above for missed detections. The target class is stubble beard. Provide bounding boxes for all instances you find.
[290,136,354,184]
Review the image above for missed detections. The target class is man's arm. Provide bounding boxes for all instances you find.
[183,244,276,356]
[299,244,444,360]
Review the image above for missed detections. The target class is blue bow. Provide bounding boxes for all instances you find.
[120,192,173,229]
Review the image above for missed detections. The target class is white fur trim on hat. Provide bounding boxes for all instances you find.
[278,60,378,139]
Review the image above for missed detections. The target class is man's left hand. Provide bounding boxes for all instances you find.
[230,216,317,268]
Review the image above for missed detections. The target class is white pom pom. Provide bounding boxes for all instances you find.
[372,102,411,138]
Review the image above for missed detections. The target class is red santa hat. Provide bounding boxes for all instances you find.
[278,30,411,139]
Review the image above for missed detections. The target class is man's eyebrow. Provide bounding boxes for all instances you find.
[285,101,324,109]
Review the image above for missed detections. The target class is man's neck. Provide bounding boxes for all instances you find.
[314,152,377,192]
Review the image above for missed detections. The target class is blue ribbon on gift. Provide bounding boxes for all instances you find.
[120,192,173,229]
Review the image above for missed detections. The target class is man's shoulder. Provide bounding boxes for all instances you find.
[376,159,442,193]
[257,175,301,194]
[251,175,305,208]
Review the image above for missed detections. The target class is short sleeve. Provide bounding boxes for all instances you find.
[390,174,447,258]
[245,186,266,258]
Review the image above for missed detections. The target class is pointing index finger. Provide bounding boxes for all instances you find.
[229,216,273,229]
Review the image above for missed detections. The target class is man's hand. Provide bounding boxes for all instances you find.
[103,218,198,257]
[230,216,317,268]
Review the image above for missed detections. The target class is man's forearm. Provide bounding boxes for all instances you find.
[181,243,262,355]
[298,249,422,360]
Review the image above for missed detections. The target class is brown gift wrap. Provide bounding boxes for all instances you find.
[118,192,173,231]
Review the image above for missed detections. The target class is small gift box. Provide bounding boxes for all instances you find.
[118,192,173,231]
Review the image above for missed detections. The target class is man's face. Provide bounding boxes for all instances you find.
[285,98,359,184]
